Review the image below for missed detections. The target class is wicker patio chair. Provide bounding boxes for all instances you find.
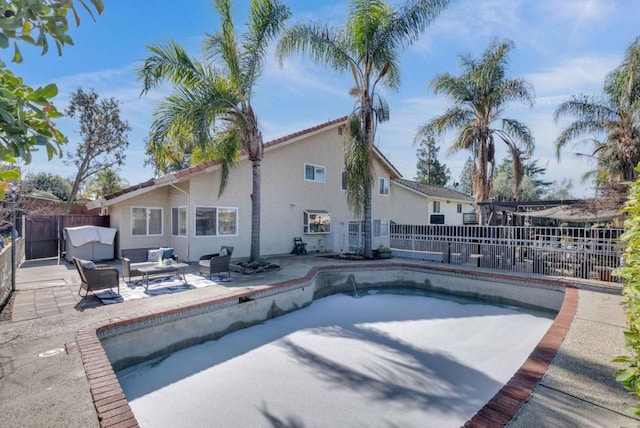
[73,257,120,299]
[199,246,234,279]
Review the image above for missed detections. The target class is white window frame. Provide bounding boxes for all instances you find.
[171,206,187,236]
[433,201,441,213]
[379,178,390,195]
[373,219,390,237]
[131,207,163,236]
[194,206,238,237]
[304,163,325,183]
[217,207,239,236]
[304,210,331,234]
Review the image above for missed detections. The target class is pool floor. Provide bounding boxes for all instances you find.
[117,292,553,427]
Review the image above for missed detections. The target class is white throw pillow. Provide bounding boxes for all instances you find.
[147,249,164,262]
[80,260,96,270]
[219,248,228,256]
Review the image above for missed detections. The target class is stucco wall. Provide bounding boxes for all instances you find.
[107,123,407,260]
[390,183,474,225]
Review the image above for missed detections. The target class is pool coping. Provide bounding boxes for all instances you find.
[75,262,578,428]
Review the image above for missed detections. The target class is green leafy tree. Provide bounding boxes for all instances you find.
[415,131,450,185]
[85,167,128,198]
[492,156,552,200]
[458,157,474,196]
[543,178,574,200]
[554,36,640,186]
[138,0,290,262]
[22,171,71,200]
[278,0,449,258]
[64,88,130,212]
[614,167,640,416]
[0,0,103,199]
[419,39,535,223]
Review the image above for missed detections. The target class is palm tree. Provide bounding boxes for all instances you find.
[137,0,290,262]
[90,168,128,198]
[277,0,448,258]
[418,39,535,223]
[554,36,640,187]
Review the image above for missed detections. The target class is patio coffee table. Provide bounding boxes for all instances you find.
[138,262,189,290]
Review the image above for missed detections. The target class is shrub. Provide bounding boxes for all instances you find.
[614,166,640,416]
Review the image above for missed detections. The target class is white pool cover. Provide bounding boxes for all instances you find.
[118,291,553,427]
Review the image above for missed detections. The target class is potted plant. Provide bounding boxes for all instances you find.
[377,245,392,259]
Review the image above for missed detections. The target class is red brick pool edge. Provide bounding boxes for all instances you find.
[74,263,578,428]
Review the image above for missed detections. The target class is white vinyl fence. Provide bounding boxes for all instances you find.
[389,224,624,283]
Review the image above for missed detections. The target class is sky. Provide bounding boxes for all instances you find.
[7,0,640,198]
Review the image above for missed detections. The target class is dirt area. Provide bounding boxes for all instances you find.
[0,292,14,323]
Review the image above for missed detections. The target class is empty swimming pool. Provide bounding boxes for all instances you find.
[116,289,553,427]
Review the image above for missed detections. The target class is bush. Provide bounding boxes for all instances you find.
[614,166,640,416]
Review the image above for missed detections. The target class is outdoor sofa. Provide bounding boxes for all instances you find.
[121,247,175,282]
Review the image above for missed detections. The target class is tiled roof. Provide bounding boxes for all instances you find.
[394,178,473,202]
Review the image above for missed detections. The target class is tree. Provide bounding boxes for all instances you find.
[0,0,103,199]
[458,157,474,196]
[278,0,449,258]
[554,36,640,188]
[138,0,290,262]
[543,178,574,200]
[22,171,71,200]
[86,168,128,198]
[64,88,130,213]
[415,132,450,185]
[492,156,552,200]
[418,39,535,223]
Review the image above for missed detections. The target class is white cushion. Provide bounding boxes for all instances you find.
[147,249,164,262]
[219,248,228,256]
[80,260,96,270]
[199,260,209,267]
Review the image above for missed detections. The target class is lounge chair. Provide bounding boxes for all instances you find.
[199,246,234,279]
[73,257,120,299]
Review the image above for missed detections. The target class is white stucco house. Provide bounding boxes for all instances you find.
[87,117,474,261]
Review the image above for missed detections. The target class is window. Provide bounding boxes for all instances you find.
[341,170,347,191]
[131,207,162,236]
[379,178,389,195]
[218,208,238,235]
[433,201,441,213]
[304,163,325,183]
[195,206,238,236]
[430,214,445,224]
[172,207,187,236]
[374,219,390,237]
[304,210,331,234]
[457,203,462,214]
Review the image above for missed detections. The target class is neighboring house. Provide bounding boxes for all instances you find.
[390,179,475,225]
[87,117,462,261]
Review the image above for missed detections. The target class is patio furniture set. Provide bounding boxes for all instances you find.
[73,245,234,299]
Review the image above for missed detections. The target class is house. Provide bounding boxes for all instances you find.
[391,179,474,225]
[87,117,470,261]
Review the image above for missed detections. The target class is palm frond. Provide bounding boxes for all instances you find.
[137,41,206,94]
[498,118,534,154]
[277,22,354,74]
[344,113,372,217]
[240,0,290,102]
